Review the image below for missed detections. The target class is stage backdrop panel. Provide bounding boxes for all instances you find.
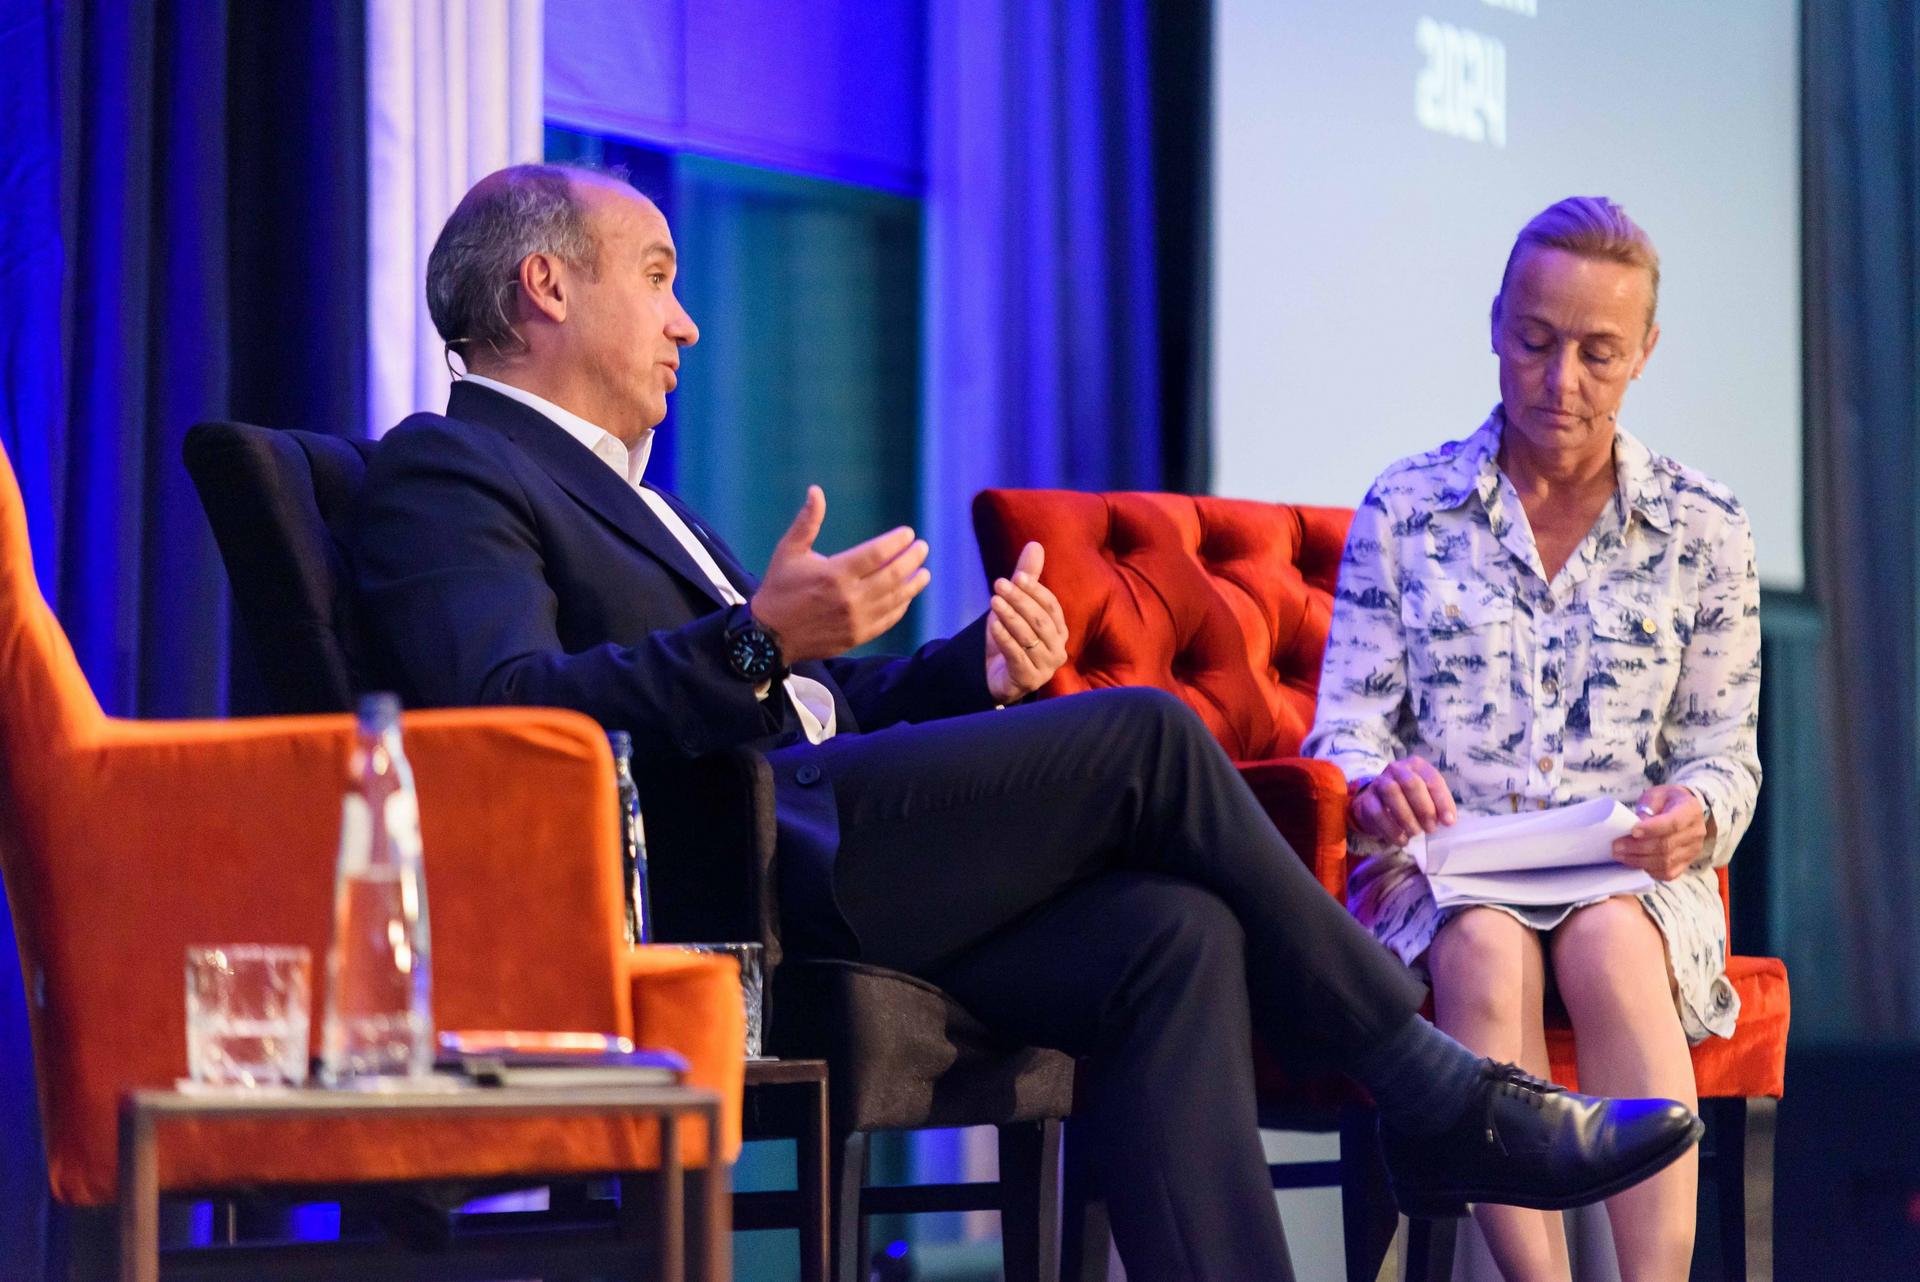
[1211,0,1803,589]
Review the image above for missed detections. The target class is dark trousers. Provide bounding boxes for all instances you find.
[787,687,1426,1281]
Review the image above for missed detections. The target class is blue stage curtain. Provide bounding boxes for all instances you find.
[1803,0,1920,1041]
[0,1,367,1266]
[920,0,1163,634]
[0,6,70,1270]
[57,0,233,719]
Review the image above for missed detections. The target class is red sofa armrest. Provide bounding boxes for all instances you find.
[1235,756,1352,903]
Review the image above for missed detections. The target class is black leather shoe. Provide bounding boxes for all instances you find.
[1380,1061,1704,1218]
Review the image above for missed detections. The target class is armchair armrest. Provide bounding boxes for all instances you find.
[1234,755,1352,903]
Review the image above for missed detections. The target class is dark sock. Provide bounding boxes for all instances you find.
[1349,1013,1487,1136]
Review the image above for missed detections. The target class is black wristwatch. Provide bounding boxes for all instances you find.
[722,606,784,683]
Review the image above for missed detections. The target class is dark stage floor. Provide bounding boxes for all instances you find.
[1771,1045,1920,1281]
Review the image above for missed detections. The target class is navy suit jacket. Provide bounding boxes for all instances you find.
[350,381,997,941]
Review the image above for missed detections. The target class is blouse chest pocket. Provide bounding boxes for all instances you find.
[1400,586,1514,731]
[1580,591,1684,739]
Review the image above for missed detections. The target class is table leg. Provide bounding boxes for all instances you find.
[798,1078,829,1282]
[700,1099,733,1282]
[659,1111,685,1282]
[116,1103,157,1282]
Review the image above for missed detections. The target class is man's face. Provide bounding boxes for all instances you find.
[1491,246,1658,458]
[564,183,699,440]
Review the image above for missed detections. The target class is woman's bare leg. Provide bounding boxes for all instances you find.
[1429,908,1571,1282]
[1551,896,1698,1282]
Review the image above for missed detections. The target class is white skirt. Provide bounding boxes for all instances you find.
[1347,852,1739,1043]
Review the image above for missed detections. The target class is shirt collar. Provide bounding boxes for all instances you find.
[1432,406,1673,534]
[458,373,655,489]
[1429,409,1505,511]
[1609,424,1674,533]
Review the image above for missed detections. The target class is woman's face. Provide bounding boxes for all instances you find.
[1491,246,1660,459]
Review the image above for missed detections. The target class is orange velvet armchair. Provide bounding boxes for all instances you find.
[976,488,1789,1278]
[0,441,743,1228]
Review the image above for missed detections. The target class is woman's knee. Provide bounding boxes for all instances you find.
[1550,896,1673,1014]
[1429,908,1535,1025]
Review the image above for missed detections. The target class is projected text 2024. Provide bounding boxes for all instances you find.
[1416,17,1507,148]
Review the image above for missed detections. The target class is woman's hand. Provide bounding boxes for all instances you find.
[1611,784,1707,881]
[1351,757,1459,846]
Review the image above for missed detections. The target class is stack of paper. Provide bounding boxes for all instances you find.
[1407,798,1654,910]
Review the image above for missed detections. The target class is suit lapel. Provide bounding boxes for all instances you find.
[447,381,726,607]
[648,485,761,598]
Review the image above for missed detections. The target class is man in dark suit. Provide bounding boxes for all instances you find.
[351,164,1702,1280]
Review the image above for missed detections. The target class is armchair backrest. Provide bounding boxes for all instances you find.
[973,490,1353,761]
[4,439,651,1205]
[182,422,376,714]
[0,444,107,771]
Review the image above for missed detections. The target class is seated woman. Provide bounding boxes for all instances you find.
[1303,196,1760,1282]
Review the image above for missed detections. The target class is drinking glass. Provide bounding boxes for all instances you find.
[680,942,764,1059]
[185,945,312,1086]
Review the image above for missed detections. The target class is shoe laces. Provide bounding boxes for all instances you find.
[1485,1060,1563,1110]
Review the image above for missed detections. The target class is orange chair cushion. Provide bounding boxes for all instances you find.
[1547,955,1789,1099]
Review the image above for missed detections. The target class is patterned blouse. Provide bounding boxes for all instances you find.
[1300,410,1762,1041]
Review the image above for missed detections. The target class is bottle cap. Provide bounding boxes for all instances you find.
[356,691,402,733]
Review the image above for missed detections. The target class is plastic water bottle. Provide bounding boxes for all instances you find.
[321,693,434,1085]
[609,731,653,945]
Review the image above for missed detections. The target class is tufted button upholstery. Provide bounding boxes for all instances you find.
[972,489,1352,762]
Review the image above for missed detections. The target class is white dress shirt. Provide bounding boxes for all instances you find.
[460,374,837,744]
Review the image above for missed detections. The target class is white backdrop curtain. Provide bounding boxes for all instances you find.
[367,0,544,437]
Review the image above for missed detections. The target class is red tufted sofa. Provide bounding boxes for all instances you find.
[975,488,1788,1280]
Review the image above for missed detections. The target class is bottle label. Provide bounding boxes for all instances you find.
[386,788,425,862]
[336,795,373,873]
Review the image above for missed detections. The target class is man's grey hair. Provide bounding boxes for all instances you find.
[426,162,620,359]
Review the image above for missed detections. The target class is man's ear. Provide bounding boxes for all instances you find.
[517,252,569,325]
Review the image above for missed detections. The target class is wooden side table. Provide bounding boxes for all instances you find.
[738,1058,830,1282]
[118,1082,726,1282]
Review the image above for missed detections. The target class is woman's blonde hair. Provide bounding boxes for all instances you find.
[1494,196,1661,330]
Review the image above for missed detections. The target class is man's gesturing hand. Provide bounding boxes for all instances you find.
[749,487,931,664]
[985,542,1069,704]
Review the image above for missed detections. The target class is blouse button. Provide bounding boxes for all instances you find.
[1640,617,1658,636]
[1537,755,1554,772]
[1540,597,1556,613]
[1445,604,1462,619]
[1542,678,1559,698]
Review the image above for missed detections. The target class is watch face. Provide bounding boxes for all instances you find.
[728,627,777,679]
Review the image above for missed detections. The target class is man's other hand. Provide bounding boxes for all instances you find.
[750,487,931,663]
[985,542,1070,704]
